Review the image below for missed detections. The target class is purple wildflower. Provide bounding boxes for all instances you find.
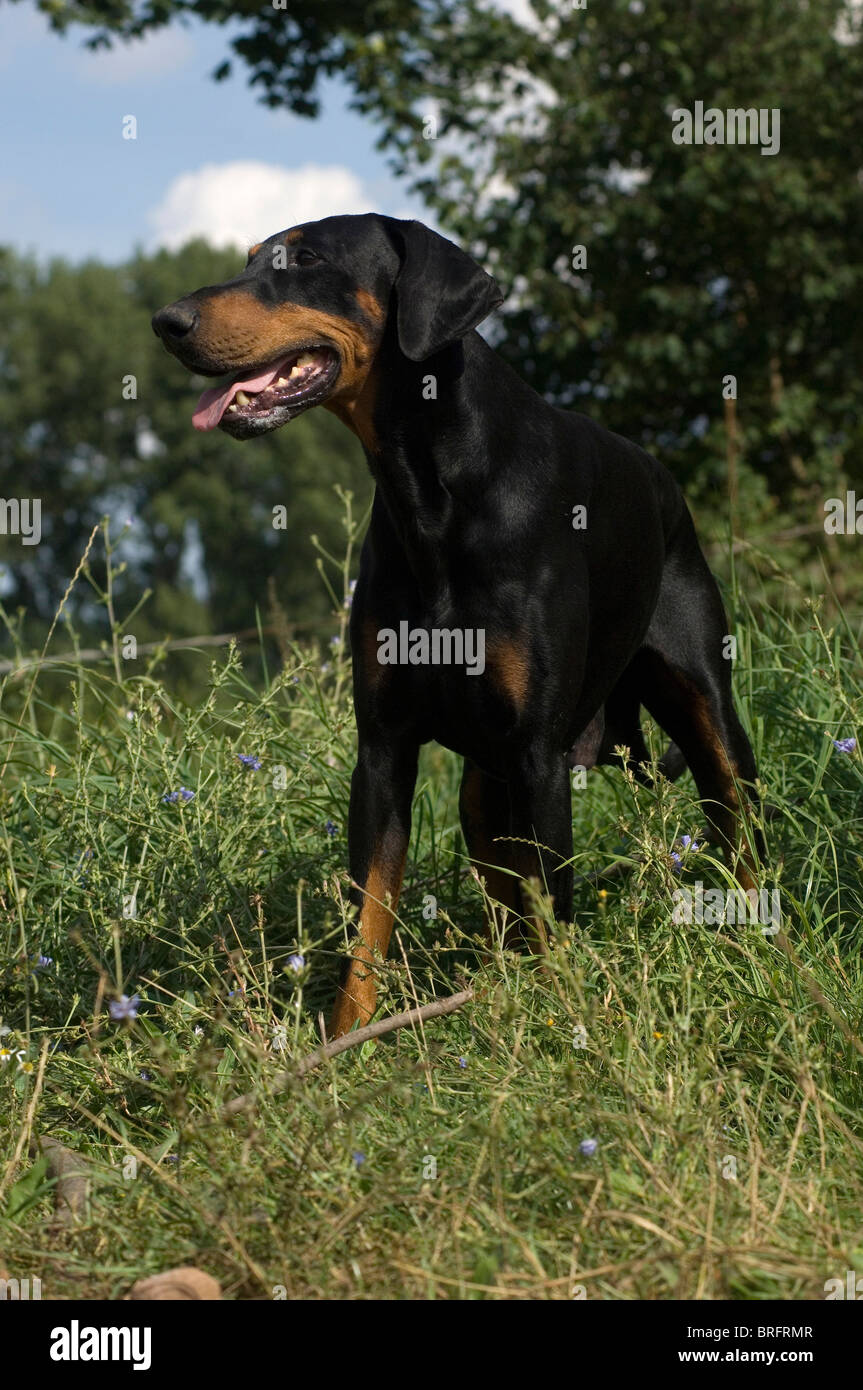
[351,1150,366,1167]
[671,834,700,872]
[833,737,856,754]
[287,954,305,972]
[579,1138,598,1157]
[237,754,262,770]
[325,820,338,838]
[110,993,140,1022]
[163,786,195,803]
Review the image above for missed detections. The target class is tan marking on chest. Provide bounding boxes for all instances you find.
[487,638,531,711]
[359,614,387,686]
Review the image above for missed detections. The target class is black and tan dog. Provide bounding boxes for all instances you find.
[152,213,761,1037]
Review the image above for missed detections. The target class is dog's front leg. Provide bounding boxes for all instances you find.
[329,735,419,1038]
[508,748,574,950]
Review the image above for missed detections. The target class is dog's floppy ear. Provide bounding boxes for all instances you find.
[380,218,504,362]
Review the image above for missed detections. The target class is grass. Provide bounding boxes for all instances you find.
[1,517,862,1301]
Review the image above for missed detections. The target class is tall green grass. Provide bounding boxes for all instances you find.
[0,516,862,1299]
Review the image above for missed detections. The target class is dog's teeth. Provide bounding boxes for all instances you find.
[276,376,289,386]
[296,352,316,368]
[235,391,250,406]
[289,365,302,378]
[227,404,238,413]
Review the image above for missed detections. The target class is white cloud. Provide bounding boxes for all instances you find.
[148,161,379,251]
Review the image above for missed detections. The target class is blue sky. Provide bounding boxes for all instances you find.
[0,1,425,262]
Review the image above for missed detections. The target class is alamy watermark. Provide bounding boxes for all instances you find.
[672,881,781,934]
[672,102,780,156]
[0,498,41,545]
[0,1275,42,1299]
[824,1270,863,1299]
[50,1322,151,1370]
[824,491,863,534]
[377,622,485,675]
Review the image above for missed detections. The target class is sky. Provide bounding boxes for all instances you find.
[2,0,859,264]
[0,1,429,263]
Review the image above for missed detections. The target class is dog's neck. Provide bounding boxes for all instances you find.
[376,337,488,570]
[376,333,510,498]
[327,330,539,591]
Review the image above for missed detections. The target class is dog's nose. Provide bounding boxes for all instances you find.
[151,303,199,340]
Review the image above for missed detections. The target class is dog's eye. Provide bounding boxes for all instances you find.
[296,248,321,266]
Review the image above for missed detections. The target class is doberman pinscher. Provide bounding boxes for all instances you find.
[152,213,761,1038]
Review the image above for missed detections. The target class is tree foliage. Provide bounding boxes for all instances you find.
[6,0,863,626]
[22,0,863,516]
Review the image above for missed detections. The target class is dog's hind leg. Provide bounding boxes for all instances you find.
[634,516,763,886]
[591,671,687,786]
[462,751,573,952]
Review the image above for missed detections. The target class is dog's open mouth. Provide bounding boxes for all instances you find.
[192,346,340,436]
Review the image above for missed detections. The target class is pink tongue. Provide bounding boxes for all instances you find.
[192,358,290,432]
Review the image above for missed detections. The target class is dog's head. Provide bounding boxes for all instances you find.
[151,213,503,441]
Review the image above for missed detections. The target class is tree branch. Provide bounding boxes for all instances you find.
[223,988,473,1116]
[0,626,285,677]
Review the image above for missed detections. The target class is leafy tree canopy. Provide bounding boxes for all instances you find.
[19,0,863,512]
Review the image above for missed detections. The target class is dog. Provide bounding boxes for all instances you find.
[152,213,761,1038]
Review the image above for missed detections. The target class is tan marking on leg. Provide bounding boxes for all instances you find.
[690,690,738,798]
[329,847,406,1038]
[509,858,551,956]
[688,685,760,891]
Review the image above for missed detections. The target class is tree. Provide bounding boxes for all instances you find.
[21,0,863,522]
